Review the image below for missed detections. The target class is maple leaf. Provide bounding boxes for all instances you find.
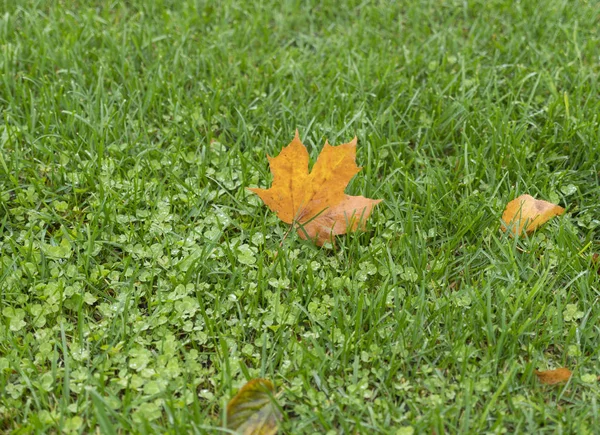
[500,194,565,236]
[248,131,382,246]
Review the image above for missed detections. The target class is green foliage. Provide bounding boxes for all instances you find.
[1,0,600,433]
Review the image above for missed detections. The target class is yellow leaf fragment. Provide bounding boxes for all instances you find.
[501,194,565,236]
[250,132,310,224]
[534,367,572,385]
[226,379,281,435]
[248,131,382,246]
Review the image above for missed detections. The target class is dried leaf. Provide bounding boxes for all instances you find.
[534,368,572,385]
[501,194,565,236]
[226,379,281,435]
[248,131,382,246]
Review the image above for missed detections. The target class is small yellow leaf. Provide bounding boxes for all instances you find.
[226,379,281,435]
[534,367,572,385]
[501,194,565,236]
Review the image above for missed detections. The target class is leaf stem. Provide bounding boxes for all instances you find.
[280,222,296,247]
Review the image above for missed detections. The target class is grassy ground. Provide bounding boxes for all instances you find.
[1,0,600,433]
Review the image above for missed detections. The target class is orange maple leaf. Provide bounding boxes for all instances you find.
[248,131,382,246]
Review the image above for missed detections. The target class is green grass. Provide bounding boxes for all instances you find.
[1,0,600,433]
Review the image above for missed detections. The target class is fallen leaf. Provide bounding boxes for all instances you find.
[226,378,281,435]
[248,131,382,246]
[501,194,565,236]
[534,368,572,385]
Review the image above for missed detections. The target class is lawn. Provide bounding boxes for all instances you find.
[1,0,600,433]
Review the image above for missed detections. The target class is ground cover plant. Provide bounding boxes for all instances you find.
[1,0,599,433]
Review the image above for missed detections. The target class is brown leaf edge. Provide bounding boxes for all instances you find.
[592,253,600,275]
